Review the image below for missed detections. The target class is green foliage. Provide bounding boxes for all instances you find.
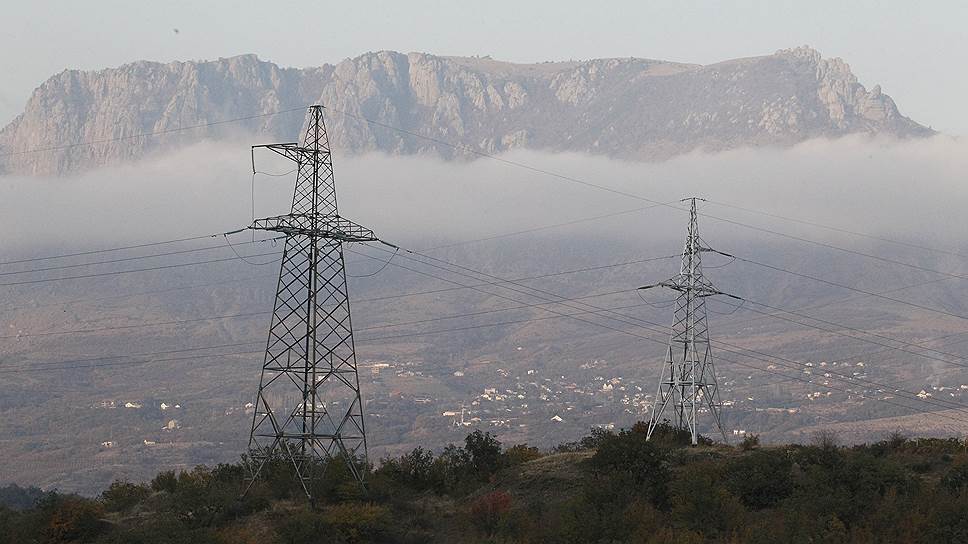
[464,430,502,480]
[646,420,711,447]
[151,470,178,493]
[100,480,150,512]
[8,425,968,543]
[375,431,511,495]
[468,490,513,536]
[402,447,435,485]
[277,503,392,544]
[503,444,543,466]
[739,433,760,451]
[941,455,968,493]
[0,483,45,510]
[670,464,745,537]
[586,424,671,509]
[553,426,613,452]
[42,495,107,543]
[724,450,793,510]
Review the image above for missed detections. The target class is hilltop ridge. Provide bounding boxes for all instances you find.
[2,424,967,543]
[0,46,930,176]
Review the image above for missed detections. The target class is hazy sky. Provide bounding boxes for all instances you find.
[2,1,966,135]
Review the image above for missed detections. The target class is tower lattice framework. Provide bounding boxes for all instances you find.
[641,197,737,445]
[244,105,378,498]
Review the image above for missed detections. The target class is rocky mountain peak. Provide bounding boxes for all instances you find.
[0,48,931,176]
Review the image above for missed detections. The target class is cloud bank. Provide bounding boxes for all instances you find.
[1,134,966,262]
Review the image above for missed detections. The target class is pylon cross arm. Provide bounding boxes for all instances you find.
[250,213,378,242]
[254,142,327,164]
[654,280,726,298]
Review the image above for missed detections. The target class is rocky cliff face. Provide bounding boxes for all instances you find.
[0,46,930,176]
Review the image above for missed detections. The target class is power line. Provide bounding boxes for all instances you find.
[735,255,968,325]
[0,340,264,372]
[0,348,261,374]
[706,198,968,262]
[0,310,268,341]
[0,236,281,277]
[330,106,968,296]
[698,209,968,284]
[0,233,216,267]
[350,244,967,421]
[2,197,669,314]
[0,272,277,314]
[734,298,968,370]
[356,243,968,422]
[0,249,281,287]
[718,355,968,427]
[352,251,678,303]
[414,202,669,253]
[10,246,968,426]
[1,253,675,342]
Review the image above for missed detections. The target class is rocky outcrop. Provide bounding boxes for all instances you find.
[0,47,931,176]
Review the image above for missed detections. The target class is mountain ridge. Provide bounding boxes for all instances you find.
[0,46,931,176]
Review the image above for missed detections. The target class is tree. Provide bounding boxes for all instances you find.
[941,456,968,493]
[725,450,793,510]
[465,430,503,480]
[587,427,671,508]
[100,480,150,512]
[43,496,107,543]
[670,462,746,537]
[503,444,543,466]
[739,433,761,451]
[151,470,179,493]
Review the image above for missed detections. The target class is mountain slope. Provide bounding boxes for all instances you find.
[0,46,930,176]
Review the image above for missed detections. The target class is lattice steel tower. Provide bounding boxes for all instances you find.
[639,198,738,445]
[243,105,380,498]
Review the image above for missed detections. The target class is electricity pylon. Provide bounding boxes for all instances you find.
[639,197,738,445]
[242,105,387,499]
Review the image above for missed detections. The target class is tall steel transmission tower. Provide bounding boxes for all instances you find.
[639,197,739,445]
[242,105,385,499]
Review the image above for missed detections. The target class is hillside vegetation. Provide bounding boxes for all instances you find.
[2,422,968,543]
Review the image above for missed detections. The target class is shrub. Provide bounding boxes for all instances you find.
[430,444,472,493]
[100,480,150,512]
[740,434,761,451]
[0,483,45,510]
[642,420,707,447]
[43,496,107,543]
[503,444,543,466]
[381,447,436,490]
[812,429,839,451]
[886,430,908,450]
[277,504,392,544]
[277,509,326,544]
[587,426,671,508]
[671,467,745,537]
[555,427,614,452]
[151,470,178,493]
[725,450,793,509]
[941,457,968,493]
[469,490,513,536]
[321,502,392,542]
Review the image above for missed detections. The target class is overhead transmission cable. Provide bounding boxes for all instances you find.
[0,236,281,277]
[0,254,677,343]
[352,243,968,421]
[328,106,968,289]
[0,250,281,287]
[12,243,968,426]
